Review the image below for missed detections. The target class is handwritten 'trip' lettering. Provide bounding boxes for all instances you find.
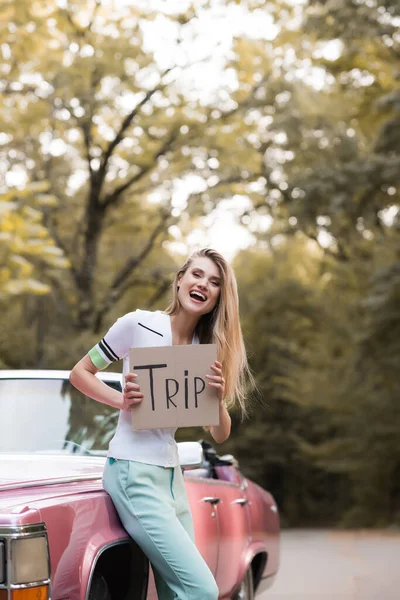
[133,364,207,411]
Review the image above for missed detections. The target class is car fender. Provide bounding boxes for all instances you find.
[35,489,133,600]
[83,537,149,600]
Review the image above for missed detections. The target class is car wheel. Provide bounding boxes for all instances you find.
[88,572,111,600]
[232,566,254,600]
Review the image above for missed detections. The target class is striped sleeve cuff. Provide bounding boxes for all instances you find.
[88,346,109,370]
[88,337,120,370]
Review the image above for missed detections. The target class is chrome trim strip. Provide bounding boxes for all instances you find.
[0,474,103,492]
[84,539,132,600]
[0,370,121,382]
[240,477,249,491]
[0,541,4,586]
[9,579,51,589]
[6,525,11,597]
[0,524,47,536]
[183,475,240,489]
[0,540,6,588]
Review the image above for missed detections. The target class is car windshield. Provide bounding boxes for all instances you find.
[0,377,120,455]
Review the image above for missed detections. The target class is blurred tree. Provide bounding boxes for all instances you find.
[221,240,356,525]
[0,182,69,367]
[287,0,400,526]
[327,246,400,526]
[0,0,277,338]
[0,182,68,298]
[213,0,400,526]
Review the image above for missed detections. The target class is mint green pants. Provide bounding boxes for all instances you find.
[102,458,219,600]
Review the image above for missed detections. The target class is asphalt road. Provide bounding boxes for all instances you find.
[258,529,400,600]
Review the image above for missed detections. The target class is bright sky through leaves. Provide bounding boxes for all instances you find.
[103,0,280,258]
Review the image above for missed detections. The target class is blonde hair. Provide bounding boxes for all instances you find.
[165,248,254,418]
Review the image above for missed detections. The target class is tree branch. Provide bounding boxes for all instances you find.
[40,137,81,287]
[218,74,270,122]
[305,230,349,262]
[357,183,382,218]
[147,279,171,307]
[46,217,81,280]
[88,0,102,31]
[185,172,263,209]
[1,84,37,95]
[62,8,86,39]
[81,119,94,179]
[93,217,169,331]
[97,69,172,187]
[113,219,168,290]
[102,127,180,209]
[93,274,171,333]
[79,67,102,181]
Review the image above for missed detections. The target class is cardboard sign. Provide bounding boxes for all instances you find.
[128,344,219,430]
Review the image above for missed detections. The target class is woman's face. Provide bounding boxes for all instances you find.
[177,256,222,317]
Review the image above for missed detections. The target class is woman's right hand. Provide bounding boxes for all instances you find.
[122,373,144,410]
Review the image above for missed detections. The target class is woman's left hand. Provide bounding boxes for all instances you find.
[206,360,225,403]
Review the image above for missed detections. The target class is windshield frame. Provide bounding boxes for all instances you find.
[0,369,122,456]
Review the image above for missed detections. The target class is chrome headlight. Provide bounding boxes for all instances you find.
[0,541,4,584]
[0,524,50,600]
[11,536,50,584]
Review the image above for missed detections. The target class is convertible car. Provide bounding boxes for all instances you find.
[0,370,280,600]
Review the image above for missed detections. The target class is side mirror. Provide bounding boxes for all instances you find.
[177,441,204,469]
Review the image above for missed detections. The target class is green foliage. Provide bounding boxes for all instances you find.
[0,183,68,298]
[226,240,353,525]
[222,229,400,527]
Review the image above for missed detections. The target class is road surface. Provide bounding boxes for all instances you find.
[258,529,400,600]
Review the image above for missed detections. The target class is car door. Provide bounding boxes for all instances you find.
[213,478,251,598]
[184,476,219,576]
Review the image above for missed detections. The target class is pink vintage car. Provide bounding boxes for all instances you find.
[0,370,280,600]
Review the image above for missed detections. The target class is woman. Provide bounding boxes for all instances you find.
[69,248,252,600]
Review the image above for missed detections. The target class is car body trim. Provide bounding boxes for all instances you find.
[6,579,51,590]
[0,524,47,537]
[0,475,102,492]
[183,475,239,489]
[0,370,121,382]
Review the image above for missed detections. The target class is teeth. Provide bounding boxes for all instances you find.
[191,291,206,301]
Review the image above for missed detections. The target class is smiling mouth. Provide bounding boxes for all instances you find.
[189,291,207,302]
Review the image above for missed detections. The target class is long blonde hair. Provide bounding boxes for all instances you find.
[165,248,253,418]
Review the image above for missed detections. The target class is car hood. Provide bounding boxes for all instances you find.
[0,454,106,487]
[0,454,107,524]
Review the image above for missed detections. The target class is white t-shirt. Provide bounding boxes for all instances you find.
[88,309,199,467]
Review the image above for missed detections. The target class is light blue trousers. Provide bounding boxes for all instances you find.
[103,458,219,600]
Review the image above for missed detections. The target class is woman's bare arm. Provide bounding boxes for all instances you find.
[206,360,231,443]
[209,402,231,444]
[69,356,143,411]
